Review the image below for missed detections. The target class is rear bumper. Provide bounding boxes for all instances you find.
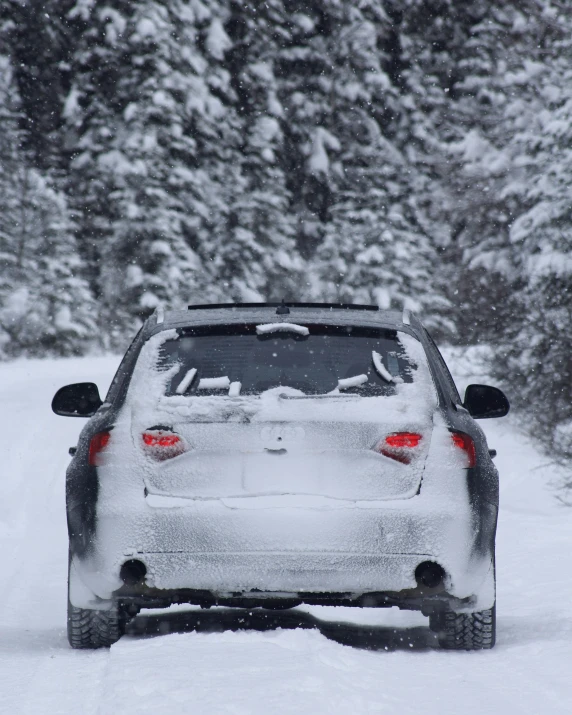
[118,551,433,592]
[69,494,496,613]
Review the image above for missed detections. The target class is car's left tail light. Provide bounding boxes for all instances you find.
[373,432,423,464]
[142,430,186,461]
[88,431,111,466]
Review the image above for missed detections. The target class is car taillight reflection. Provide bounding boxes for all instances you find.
[88,431,111,466]
[451,432,476,468]
[142,430,186,461]
[374,432,423,464]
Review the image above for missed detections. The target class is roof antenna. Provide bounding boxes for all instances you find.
[276,299,290,315]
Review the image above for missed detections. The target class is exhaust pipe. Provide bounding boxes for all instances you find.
[120,559,147,586]
[415,561,445,589]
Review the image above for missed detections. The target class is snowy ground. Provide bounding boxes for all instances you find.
[0,352,571,714]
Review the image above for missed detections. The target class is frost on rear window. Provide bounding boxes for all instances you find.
[149,324,425,398]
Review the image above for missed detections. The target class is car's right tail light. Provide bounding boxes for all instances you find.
[142,430,186,461]
[451,432,476,468]
[374,432,423,464]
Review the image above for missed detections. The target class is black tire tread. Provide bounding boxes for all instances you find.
[431,606,496,650]
[67,601,124,649]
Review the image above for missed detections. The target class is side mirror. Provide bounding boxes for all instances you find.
[52,382,103,417]
[463,384,509,419]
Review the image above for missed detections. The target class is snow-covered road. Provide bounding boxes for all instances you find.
[0,354,571,714]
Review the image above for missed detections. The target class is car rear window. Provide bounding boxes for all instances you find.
[154,324,418,397]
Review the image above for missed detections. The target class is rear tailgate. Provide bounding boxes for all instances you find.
[134,408,433,501]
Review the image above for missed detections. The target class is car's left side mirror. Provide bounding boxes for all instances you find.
[52,382,103,417]
[463,384,509,419]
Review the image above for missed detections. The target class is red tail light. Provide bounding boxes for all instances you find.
[142,430,186,461]
[451,432,476,468]
[88,431,111,466]
[374,432,423,464]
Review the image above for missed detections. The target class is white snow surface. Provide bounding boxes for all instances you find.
[228,381,241,397]
[371,350,393,382]
[197,376,230,390]
[255,322,310,336]
[337,373,368,390]
[175,367,197,394]
[1,352,572,714]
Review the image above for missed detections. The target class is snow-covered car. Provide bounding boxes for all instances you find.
[53,303,509,650]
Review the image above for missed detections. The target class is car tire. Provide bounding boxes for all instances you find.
[67,599,127,649]
[429,604,496,650]
[67,550,127,649]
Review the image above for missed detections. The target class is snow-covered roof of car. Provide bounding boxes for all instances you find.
[148,304,420,337]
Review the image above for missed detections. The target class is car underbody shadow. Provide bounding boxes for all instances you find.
[125,607,438,651]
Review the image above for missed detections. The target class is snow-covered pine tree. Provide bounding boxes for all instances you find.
[0,53,96,357]
[308,0,438,318]
[64,0,237,342]
[1,0,77,172]
[384,0,528,342]
[218,1,442,314]
[492,2,572,459]
[207,0,303,302]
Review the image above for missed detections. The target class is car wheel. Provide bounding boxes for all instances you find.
[67,598,127,649]
[67,550,127,648]
[429,604,496,650]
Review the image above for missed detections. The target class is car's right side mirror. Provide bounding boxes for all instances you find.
[52,382,103,417]
[463,384,510,419]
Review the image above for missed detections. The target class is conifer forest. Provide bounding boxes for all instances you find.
[0,1,571,463]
